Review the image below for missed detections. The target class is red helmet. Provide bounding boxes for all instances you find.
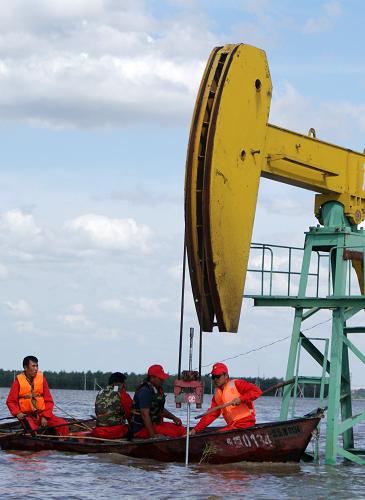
[147,364,169,380]
[211,362,228,375]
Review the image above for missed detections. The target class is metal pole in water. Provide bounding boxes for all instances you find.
[188,328,194,371]
[178,237,187,379]
[185,327,194,467]
[185,403,191,467]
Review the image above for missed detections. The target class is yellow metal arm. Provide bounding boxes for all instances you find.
[184,43,365,333]
[264,124,365,224]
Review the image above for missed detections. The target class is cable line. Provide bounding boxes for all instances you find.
[200,316,332,370]
[200,335,290,370]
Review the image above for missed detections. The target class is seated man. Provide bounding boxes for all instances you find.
[6,355,69,436]
[190,362,262,436]
[91,372,132,439]
[130,364,185,439]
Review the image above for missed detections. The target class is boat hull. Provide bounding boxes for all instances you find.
[0,415,320,464]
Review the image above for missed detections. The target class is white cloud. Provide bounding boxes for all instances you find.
[0,262,8,279]
[0,209,154,265]
[69,303,85,313]
[0,52,204,128]
[105,188,182,207]
[130,296,169,317]
[58,302,92,328]
[0,2,214,128]
[91,327,147,343]
[270,82,312,132]
[0,0,155,35]
[0,209,42,238]
[167,263,182,281]
[66,214,152,252]
[99,299,127,314]
[14,320,35,333]
[302,0,341,34]
[99,296,169,318]
[59,313,92,328]
[0,209,44,261]
[91,327,120,341]
[261,197,304,216]
[270,82,365,149]
[3,299,32,316]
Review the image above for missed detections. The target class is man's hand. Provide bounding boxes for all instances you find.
[40,416,48,427]
[189,429,197,437]
[230,397,241,406]
[173,416,182,426]
[16,412,25,420]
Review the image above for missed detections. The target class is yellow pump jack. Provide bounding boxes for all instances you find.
[184,43,365,464]
[185,43,365,333]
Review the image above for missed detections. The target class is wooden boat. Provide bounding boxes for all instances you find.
[0,411,321,464]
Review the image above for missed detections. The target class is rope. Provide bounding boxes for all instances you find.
[54,403,92,430]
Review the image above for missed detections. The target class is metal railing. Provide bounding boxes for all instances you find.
[245,241,364,299]
[245,242,323,298]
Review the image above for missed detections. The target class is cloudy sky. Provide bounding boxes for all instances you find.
[1,0,365,385]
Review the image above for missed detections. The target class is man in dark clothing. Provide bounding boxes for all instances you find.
[130,364,185,439]
[91,372,132,439]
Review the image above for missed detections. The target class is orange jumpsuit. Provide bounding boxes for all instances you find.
[6,374,69,436]
[194,378,262,433]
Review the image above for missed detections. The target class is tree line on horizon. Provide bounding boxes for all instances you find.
[0,368,334,397]
[2,368,365,399]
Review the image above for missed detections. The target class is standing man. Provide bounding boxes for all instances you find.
[91,372,132,439]
[191,362,262,435]
[130,364,185,439]
[6,355,69,436]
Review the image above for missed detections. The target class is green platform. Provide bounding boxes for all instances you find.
[248,202,365,464]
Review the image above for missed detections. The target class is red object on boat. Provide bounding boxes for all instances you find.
[174,370,204,408]
[174,380,204,408]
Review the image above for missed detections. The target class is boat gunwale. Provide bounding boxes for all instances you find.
[0,413,322,447]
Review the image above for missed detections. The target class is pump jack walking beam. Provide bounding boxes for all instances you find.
[185,43,365,333]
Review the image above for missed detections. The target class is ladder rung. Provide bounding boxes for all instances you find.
[297,376,329,385]
[344,327,365,334]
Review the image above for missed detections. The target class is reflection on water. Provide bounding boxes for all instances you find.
[1,388,365,499]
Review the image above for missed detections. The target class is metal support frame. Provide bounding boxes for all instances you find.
[290,335,329,418]
[249,202,365,464]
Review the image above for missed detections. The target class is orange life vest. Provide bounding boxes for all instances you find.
[214,379,255,425]
[17,371,46,414]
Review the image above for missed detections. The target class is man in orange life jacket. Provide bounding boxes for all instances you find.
[6,355,69,436]
[190,362,262,435]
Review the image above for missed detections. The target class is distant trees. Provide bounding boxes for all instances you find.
[1,369,362,397]
[0,369,14,387]
[0,369,282,394]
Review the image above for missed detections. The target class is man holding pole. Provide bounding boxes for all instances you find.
[190,362,262,435]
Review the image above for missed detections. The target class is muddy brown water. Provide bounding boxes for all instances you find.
[1,388,365,499]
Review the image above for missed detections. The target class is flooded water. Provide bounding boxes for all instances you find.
[1,388,365,499]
